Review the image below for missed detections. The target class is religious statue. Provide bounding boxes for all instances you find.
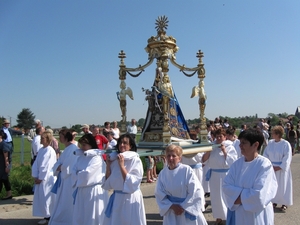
[191,80,207,126]
[117,80,134,122]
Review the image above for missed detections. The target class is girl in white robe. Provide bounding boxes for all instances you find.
[263,125,293,211]
[103,133,146,225]
[155,144,207,225]
[223,128,278,225]
[32,131,57,225]
[202,128,238,225]
[49,129,78,225]
[72,134,109,225]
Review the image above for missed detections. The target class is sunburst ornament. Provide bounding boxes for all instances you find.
[155,16,169,32]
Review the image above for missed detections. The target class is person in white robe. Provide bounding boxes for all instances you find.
[181,152,206,211]
[72,133,109,225]
[263,125,293,211]
[155,144,207,225]
[49,129,78,225]
[32,131,57,225]
[202,128,238,225]
[223,128,278,225]
[103,133,146,225]
[226,128,242,158]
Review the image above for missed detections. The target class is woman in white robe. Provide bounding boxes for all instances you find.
[263,125,293,211]
[202,128,238,225]
[32,131,57,225]
[181,152,206,211]
[49,129,78,225]
[72,133,109,225]
[223,128,278,225]
[155,144,207,225]
[103,133,146,225]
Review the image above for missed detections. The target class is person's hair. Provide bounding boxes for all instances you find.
[241,124,246,129]
[0,130,7,139]
[36,127,42,135]
[78,133,98,149]
[116,133,137,153]
[42,131,53,145]
[165,144,183,157]
[272,125,284,138]
[215,128,226,136]
[238,128,264,151]
[225,128,235,136]
[194,125,200,130]
[59,129,73,142]
[104,121,110,127]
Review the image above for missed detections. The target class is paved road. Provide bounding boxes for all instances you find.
[1,154,300,225]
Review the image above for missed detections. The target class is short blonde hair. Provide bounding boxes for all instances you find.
[165,144,183,157]
[272,125,284,138]
[41,131,53,145]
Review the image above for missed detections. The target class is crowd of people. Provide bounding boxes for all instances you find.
[0,116,299,224]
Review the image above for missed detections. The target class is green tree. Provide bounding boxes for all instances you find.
[71,124,82,133]
[16,108,35,130]
[137,118,145,127]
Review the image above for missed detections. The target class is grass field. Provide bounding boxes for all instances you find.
[1,134,163,198]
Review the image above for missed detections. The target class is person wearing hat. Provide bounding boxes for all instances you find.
[27,119,42,142]
[81,124,92,135]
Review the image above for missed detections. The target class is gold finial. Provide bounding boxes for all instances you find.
[155,16,169,32]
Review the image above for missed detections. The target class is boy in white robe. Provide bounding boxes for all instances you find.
[223,128,278,225]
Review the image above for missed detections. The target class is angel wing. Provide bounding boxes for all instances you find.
[125,87,134,100]
[190,86,199,98]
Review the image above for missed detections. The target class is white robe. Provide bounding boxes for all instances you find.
[72,149,109,225]
[155,163,207,225]
[203,140,238,219]
[223,155,278,225]
[263,139,293,206]
[32,146,57,217]
[49,144,78,225]
[181,153,206,211]
[102,151,146,225]
[232,139,242,158]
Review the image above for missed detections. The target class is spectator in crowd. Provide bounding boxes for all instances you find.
[111,121,120,140]
[261,123,270,155]
[71,130,78,146]
[0,130,12,200]
[103,121,112,138]
[103,134,146,225]
[223,128,278,224]
[31,127,44,166]
[92,127,108,150]
[145,155,155,183]
[240,124,247,133]
[127,119,137,141]
[49,129,78,225]
[72,134,108,225]
[32,131,57,225]
[202,128,238,225]
[263,125,293,212]
[223,119,230,128]
[27,119,42,142]
[80,124,91,135]
[47,129,60,159]
[287,124,297,155]
[155,144,207,225]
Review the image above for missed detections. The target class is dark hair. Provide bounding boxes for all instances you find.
[59,129,73,142]
[215,128,226,136]
[0,130,7,139]
[78,133,98,149]
[116,133,137,153]
[238,128,264,151]
[104,121,110,127]
[225,128,235,136]
[36,127,42,135]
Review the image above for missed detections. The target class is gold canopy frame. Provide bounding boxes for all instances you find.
[117,16,212,155]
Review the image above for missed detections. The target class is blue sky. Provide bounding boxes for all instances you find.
[1,1,299,128]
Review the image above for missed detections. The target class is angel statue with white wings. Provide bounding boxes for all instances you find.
[117,80,134,122]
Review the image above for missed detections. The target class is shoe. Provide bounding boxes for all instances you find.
[281,205,287,212]
[152,177,157,181]
[204,192,210,198]
[214,219,223,225]
[147,180,154,183]
[273,203,277,209]
[37,219,48,225]
[1,195,12,200]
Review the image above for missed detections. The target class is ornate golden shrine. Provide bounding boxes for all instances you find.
[117,16,209,149]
